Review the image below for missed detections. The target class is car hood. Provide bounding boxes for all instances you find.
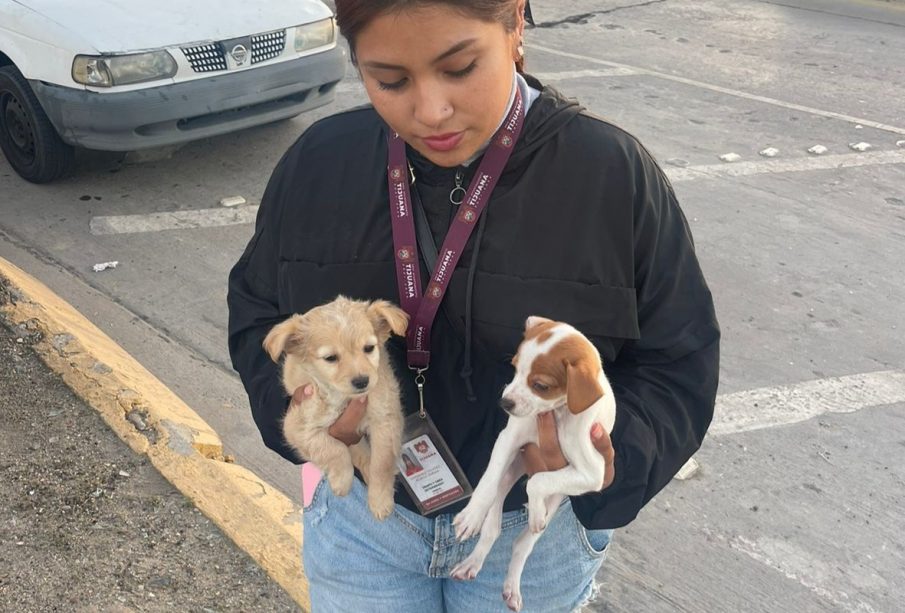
[15,0,332,53]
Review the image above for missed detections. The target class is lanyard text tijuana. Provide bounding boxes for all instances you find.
[386,88,526,378]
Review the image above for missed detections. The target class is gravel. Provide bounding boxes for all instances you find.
[0,318,299,612]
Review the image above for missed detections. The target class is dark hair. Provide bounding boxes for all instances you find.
[335,0,525,73]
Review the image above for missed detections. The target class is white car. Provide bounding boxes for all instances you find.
[0,0,345,183]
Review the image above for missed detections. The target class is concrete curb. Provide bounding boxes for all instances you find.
[0,257,308,611]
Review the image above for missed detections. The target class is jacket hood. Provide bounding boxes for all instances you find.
[408,74,584,184]
[508,74,585,168]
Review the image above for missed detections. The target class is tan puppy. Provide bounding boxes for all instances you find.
[264,296,409,520]
[452,316,616,611]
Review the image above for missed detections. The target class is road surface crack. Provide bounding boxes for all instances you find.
[533,0,667,28]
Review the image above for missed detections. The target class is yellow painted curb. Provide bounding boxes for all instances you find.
[0,258,308,611]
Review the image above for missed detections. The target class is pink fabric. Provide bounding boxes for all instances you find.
[301,462,323,507]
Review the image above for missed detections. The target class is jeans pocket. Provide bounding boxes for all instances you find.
[302,477,331,527]
[575,519,613,560]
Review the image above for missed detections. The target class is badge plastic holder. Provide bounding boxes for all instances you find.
[396,411,473,515]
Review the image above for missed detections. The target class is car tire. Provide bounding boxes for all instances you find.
[0,65,74,184]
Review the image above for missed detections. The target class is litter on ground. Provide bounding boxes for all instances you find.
[92,261,119,272]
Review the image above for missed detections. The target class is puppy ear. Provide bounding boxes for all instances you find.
[367,300,410,340]
[565,358,604,415]
[263,315,305,362]
[525,315,554,331]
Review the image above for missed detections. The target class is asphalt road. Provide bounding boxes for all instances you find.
[1,0,903,611]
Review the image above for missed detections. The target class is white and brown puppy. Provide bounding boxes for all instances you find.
[264,296,409,520]
[451,316,616,612]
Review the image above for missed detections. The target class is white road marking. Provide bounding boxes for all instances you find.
[527,43,905,136]
[729,535,882,613]
[335,67,638,95]
[710,370,905,437]
[89,206,259,235]
[533,67,637,80]
[88,150,905,234]
[89,149,905,235]
[84,199,905,438]
[665,149,905,182]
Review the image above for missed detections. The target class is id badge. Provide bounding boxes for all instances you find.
[396,412,473,515]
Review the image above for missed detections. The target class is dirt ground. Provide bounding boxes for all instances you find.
[0,319,299,612]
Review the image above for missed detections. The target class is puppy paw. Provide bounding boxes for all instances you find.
[452,501,488,541]
[527,498,547,534]
[450,553,485,581]
[367,488,395,521]
[349,443,372,483]
[502,581,523,612]
[328,465,354,497]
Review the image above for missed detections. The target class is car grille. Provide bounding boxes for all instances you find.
[182,43,228,73]
[251,31,286,64]
[181,29,286,73]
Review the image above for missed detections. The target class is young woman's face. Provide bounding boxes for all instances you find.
[355,4,522,167]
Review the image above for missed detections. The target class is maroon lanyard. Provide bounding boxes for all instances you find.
[387,88,525,372]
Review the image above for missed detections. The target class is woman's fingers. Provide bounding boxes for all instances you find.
[591,423,616,489]
[526,414,616,490]
[290,385,367,446]
[290,383,315,406]
[327,396,368,446]
[520,443,547,476]
[536,411,568,471]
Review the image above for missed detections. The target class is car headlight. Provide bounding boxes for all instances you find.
[72,51,178,87]
[294,18,335,53]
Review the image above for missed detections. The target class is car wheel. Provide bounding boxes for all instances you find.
[0,65,74,183]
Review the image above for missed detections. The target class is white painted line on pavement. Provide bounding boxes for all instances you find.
[528,43,905,136]
[729,535,882,613]
[710,370,905,437]
[534,68,638,80]
[89,206,259,236]
[334,68,637,95]
[665,149,905,182]
[89,149,905,235]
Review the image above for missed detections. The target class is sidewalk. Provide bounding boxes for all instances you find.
[0,261,309,611]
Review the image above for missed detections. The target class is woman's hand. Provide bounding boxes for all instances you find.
[520,412,616,490]
[291,384,368,446]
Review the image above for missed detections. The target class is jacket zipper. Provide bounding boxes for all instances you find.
[449,169,466,206]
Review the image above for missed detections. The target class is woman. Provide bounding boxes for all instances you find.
[228,0,720,610]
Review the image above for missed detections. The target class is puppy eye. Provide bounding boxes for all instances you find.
[532,382,549,392]
[363,345,375,354]
[323,354,339,363]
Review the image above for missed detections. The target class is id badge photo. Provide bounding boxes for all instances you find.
[396,412,473,515]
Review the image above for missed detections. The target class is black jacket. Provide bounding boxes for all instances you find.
[227,77,720,530]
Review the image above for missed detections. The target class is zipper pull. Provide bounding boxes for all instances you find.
[449,169,466,206]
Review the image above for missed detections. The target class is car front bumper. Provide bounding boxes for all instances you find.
[31,46,346,151]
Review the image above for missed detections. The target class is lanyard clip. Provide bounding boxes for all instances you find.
[411,366,428,419]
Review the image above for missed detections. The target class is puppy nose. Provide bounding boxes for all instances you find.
[351,376,370,391]
[499,397,515,413]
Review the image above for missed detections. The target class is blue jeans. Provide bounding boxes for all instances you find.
[302,476,613,612]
